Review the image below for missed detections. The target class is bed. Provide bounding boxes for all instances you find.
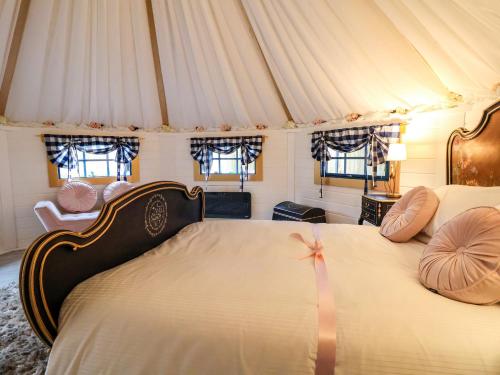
[20,101,500,374]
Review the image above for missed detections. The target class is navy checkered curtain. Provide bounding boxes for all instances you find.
[311,124,400,196]
[44,135,140,181]
[190,136,263,191]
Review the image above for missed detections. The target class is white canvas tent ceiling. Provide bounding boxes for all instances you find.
[6,0,163,127]
[0,0,498,129]
[152,0,288,128]
[0,0,19,84]
[243,0,448,122]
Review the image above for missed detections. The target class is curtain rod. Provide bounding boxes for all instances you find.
[186,135,268,140]
[37,134,266,142]
[307,122,406,135]
[37,134,145,141]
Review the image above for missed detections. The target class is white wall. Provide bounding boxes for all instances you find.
[0,101,493,252]
[0,127,290,251]
[0,130,17,252]
[293,103,488,224]
[164,131,290,220]
[0,127,166,251]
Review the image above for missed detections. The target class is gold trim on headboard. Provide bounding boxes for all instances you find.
[447,100,500,186]
[20,181,205,346]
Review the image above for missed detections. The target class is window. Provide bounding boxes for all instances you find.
[47,149,140,187]
[201,149,256,175]
[314,145,392,190]
[193,149,263,182]
[324,145,389,181]
[58,150,131,179]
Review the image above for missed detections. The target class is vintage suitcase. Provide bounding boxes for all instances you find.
[272,201,326,223]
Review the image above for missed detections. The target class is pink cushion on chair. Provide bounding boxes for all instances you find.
[57,181,97,213]
[419,207,500,305]
[379,186,439,242]
[103,181,133,202]
[34,201,99,232]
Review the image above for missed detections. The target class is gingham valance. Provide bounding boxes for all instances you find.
[190,136,263,190]
[311,124,401,195]
[44,134,140,181]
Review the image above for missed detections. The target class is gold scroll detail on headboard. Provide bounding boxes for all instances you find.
[447,100,500,186]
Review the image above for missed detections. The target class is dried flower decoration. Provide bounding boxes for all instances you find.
[161,124,174,132]
[312,118,326,126]
[390,107,409,115]
[128,125,139,132]
[344,113,361,122]
[42,121,55,127]
[0,115,8,124]
[220,124,232,132]
[255,123,268,130]
[88,121,104,129]
[447,91,463,102]
[283,120,297,129]
[194,126,205,132]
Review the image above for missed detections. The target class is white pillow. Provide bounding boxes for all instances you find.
[423,185,500,237]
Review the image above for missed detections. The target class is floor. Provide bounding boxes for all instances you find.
[0,250,23,288]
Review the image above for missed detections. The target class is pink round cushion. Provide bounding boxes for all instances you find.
[57,181,97,213]
[419,207,500,305]
[379,186,439,242]
[103,181,133,203]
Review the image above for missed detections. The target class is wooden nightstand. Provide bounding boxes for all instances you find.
[358,194,398,226]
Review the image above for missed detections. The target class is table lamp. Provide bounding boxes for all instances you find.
[386,143,406,198]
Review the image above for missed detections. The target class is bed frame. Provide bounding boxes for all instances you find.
[19,101,499,347]
[20,181,204,346]
[447,100,500,186]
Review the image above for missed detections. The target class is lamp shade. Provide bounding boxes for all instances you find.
[387,143,407,161]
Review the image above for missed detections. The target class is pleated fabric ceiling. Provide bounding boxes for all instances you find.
[0,0,498,129]
[152,0,288,129]
[0,0,20,85]
[6,0,162,128]
[242,0,448,123]
[376,0,500,94]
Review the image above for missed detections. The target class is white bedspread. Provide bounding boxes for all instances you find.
[47,221,500,374]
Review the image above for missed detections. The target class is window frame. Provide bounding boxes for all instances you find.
[323,145,390,181]
[47,153,140,187]
[314,127,404,191]
[193,151,263,182]
[314,146,397,191]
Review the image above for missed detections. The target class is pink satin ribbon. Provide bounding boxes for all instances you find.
[291,226,336,375]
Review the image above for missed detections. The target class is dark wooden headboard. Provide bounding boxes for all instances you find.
[20,181,204,346]
[447,100,500,186]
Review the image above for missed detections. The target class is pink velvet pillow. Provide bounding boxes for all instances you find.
[380,186,439,242]
[57,181,97,213]
[419,207,500,305]
[103,181,133,203]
